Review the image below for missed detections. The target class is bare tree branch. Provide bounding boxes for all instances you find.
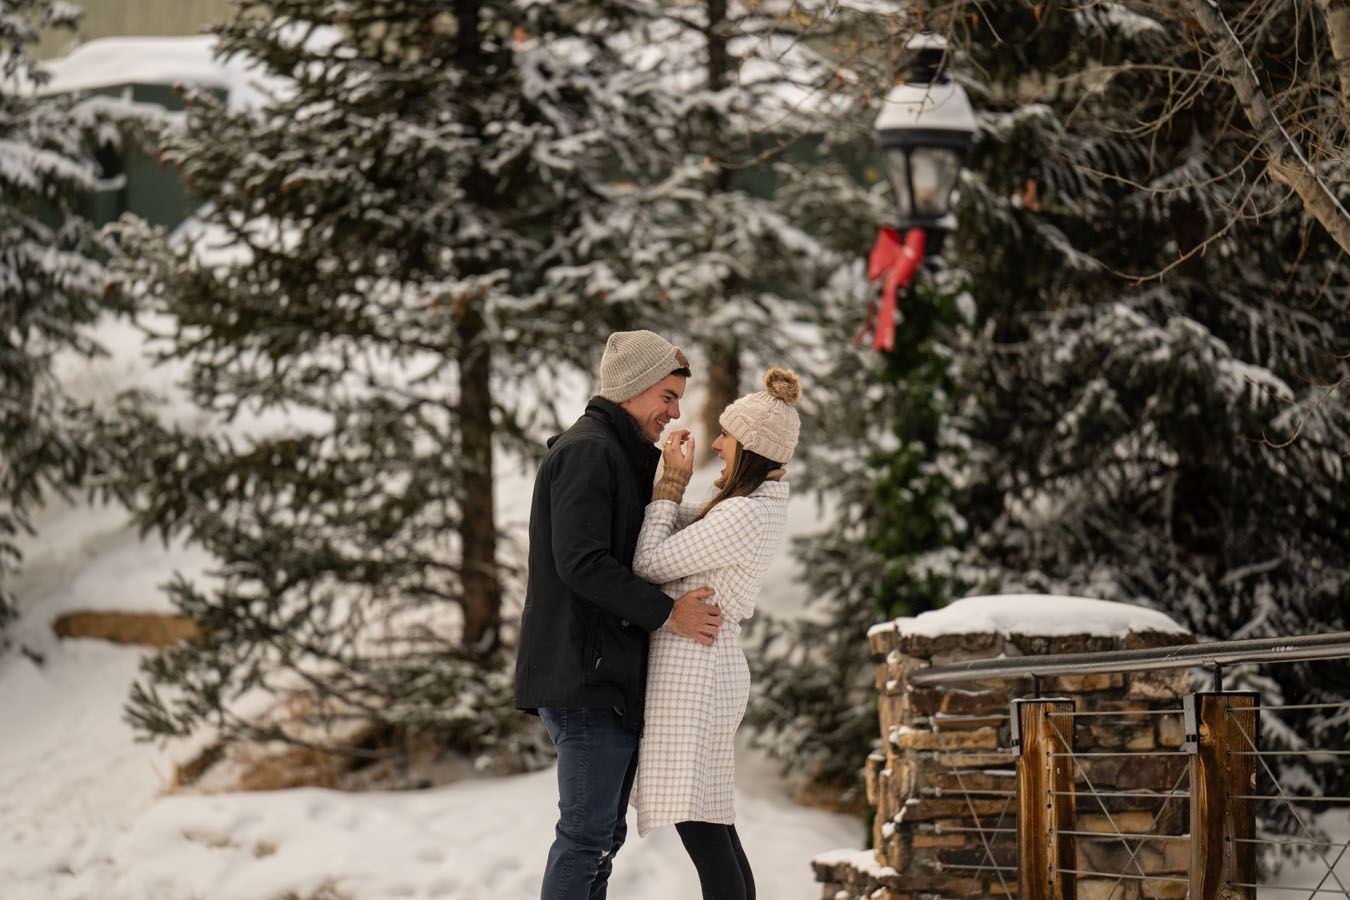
[1189,0,1350,255]
[1320,0,1350,104]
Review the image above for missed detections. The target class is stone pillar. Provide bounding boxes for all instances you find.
[813,596,1194,900]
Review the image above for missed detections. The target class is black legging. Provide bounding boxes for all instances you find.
[674,821,755,900]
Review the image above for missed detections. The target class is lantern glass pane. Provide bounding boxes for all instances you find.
[882,147,915,219]
[908,147,963,218]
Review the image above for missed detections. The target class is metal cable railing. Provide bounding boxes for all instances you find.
[907,631,1350,686]
[880,633,1350,900]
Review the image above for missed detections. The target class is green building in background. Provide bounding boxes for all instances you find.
[35,1,236,230]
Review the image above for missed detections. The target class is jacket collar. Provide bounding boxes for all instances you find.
[585,396,660,463]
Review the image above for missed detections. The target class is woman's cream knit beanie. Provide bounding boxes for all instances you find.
[719,368,802,464]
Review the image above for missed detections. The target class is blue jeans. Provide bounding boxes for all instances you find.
[539,707,639,900]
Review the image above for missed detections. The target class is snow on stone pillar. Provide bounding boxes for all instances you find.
[812,594,1193,900]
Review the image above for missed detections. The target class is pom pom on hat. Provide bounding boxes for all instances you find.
[762,367,801,404]
[719,367,802,464]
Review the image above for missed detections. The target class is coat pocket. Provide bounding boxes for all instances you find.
[581,611,606,685]
[581,612,631,688]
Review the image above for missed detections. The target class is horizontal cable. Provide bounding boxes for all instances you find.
[1052,830,1189,841]
[1226,884,1350,896]
[934,713,1012,722]
[914,750,1016,759]
[1230,750,1350,757]
[926,825,1017,835]
[921,787,1017,797]
[931,863,1017,873]
[1048,709,1182,718]
[1229,794,1350,803]
[1050,750,1188,758]
[1234,836,1350,849]
[1050,868,1189,884]
[909,631,1350,687]
[1051,789,1190,799]
[1254,702,1350,712]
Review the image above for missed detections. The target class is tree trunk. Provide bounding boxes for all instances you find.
[456,305,500,655]
[702,343,742,456]
[452,0,499,655]
[700,0,741,460]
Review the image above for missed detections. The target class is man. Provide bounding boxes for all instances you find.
[516,329,724,900]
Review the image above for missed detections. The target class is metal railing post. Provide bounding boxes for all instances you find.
[1014,698,1077,900]
[1185,691,1259,900]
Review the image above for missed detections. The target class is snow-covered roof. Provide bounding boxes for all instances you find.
[31,35,278,110]
[874,594,1187,639]
[875,80,977,136]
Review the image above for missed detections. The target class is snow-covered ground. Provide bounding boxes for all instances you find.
[0,613,859,900]
[0,315,860,900]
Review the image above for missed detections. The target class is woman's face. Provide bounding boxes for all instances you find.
[711,429,739,486]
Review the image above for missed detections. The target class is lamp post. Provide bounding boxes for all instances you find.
[863,34,976,352]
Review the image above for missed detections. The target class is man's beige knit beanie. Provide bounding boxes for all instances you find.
[719,368,802,464]
[598,330,690,403]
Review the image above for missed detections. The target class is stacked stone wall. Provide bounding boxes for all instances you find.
[814,622,1194,900]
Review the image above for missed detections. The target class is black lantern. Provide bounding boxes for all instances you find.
[860,34,976,352]
[875,34,977,237]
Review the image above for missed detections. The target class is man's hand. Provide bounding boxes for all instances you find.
[666,587,721,645]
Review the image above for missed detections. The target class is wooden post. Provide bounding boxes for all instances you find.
[1186,692,1259,900]
[1015,699,1077,900]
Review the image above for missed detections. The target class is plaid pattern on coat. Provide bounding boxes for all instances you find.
[629,478,789,836]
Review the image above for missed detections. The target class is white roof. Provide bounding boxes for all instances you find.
[29,35,280,110]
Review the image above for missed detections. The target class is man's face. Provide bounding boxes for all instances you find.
[620,374,686,444]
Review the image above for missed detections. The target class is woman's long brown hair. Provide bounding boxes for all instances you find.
[691,439,781,524]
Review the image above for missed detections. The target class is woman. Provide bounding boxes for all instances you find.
[630,367,802,900]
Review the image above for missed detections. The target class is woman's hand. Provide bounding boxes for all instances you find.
[653,429,694,503]
[662,429,695,472]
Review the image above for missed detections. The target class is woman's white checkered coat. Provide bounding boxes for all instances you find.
[629,478,789,837]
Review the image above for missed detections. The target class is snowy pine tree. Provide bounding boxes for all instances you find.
[0,0,139,631]
[107,0,701,759]
[746,266,974,807]
[544,1,922,801]
[539,1,883,452]
[852,1,1350,831]
[753,1,1350,821]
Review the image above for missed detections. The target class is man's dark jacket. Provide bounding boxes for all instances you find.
[514,397,675,733]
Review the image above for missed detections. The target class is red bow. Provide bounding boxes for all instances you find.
[856,227,926,352]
